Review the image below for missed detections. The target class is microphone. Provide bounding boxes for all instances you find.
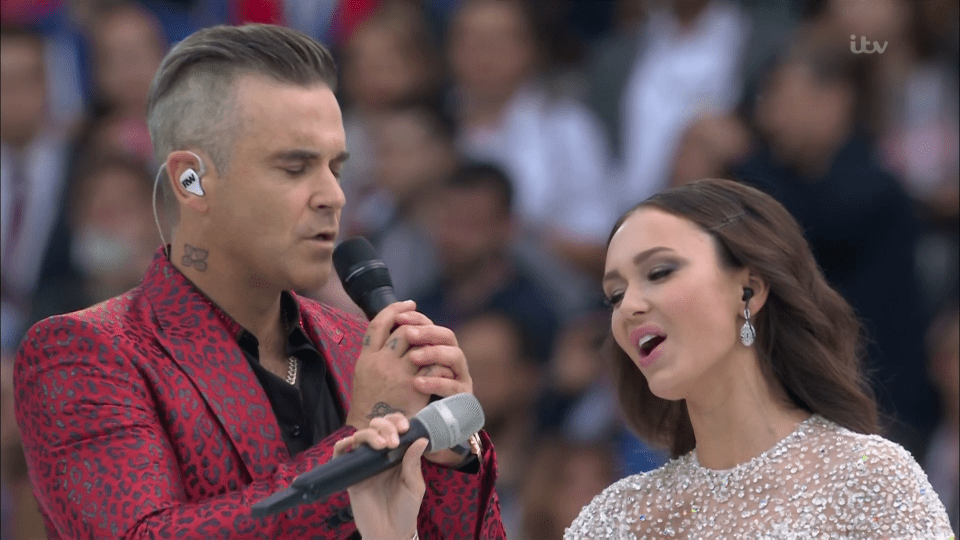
[250,393,485,518]
[333,237,399,320]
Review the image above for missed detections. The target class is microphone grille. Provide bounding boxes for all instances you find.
[414,394,485,452]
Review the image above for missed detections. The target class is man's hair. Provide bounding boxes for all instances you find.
[445,162,515,214]
[146,24,338,174]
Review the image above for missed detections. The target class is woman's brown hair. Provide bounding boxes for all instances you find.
[607,178,879,457]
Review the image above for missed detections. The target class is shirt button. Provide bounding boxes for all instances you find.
[290,425,301,437]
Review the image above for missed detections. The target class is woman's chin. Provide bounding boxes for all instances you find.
[644,373,687,402]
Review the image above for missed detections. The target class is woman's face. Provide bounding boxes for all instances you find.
[602,208,749,400]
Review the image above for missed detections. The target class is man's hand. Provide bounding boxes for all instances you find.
[347,300,475,468]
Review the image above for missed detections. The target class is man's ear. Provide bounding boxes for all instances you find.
[165,150,210,212]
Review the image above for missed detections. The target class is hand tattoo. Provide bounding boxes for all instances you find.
[388,338,398,350]
[182,244,209,272]
[363,335,371,347]
[366,402,404,419]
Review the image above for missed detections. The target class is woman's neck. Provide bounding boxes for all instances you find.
[685,352,811,470]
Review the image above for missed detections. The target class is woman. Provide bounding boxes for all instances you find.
[339,178,953,538]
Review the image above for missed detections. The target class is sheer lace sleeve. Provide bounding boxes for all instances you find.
[845,436,954,538]
[564,475,637,540]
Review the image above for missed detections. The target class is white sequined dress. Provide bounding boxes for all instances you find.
[566,415,954,539]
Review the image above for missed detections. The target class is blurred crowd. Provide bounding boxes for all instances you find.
[1,0,958,538]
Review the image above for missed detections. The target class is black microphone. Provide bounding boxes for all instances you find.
[250,393,485,518]
[333,237,400,320]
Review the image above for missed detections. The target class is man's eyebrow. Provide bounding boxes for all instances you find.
[271,149,321,161]
[269,149,350,163]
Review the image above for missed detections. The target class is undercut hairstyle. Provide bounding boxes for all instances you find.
[146,24,338,175]
[607,178,879,458]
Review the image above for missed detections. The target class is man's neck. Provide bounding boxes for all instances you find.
[168,239,286,359]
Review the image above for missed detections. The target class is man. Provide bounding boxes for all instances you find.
[0,24,73,351]
[415,162,561,365]
[14,24,504,539]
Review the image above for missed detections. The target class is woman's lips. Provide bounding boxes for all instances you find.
[629,325,667,367]
[637,336,665,367]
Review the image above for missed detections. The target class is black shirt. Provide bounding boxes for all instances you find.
[237,292,344,457]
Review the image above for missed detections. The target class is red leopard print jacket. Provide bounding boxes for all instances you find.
[14,249,505,539]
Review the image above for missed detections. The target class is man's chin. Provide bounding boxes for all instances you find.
[290,269,331,295]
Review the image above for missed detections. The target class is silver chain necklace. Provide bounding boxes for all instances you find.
[286,355,298,385]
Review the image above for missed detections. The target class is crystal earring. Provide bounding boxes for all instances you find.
[740,305,755,346]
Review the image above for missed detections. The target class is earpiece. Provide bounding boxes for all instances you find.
[180,167,204,196]
[742,288,754,302]
[153,150,208,259]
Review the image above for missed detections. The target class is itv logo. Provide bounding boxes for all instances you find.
[850,35,888,54]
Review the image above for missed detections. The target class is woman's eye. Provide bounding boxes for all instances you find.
[603,292,624,308]
[649,267,674,281]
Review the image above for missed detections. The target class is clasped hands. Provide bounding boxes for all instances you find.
[346,300,473,468]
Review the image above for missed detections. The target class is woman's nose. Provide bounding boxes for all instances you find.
[618,287,649,317]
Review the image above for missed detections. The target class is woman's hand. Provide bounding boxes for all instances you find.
[333,413,428,540]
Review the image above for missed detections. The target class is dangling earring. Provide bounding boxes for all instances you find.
[740,287,755,347]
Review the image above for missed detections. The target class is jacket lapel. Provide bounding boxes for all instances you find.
[293,293,354,414]
[141,252,288,479]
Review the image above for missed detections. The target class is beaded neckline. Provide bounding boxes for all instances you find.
[688,414,822,477]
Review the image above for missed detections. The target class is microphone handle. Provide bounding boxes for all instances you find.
[360,286,440,403]
[290,419,430,498]
[360,285,399,321]
[250,485,316,518]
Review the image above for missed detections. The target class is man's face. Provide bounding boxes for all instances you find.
[432,185,510,275]
[0,36,47,146]
[756,63,829,166]
[94,9,164,112]
[203,75,347,293]
[449,1,535,102]
[373,111,453,204]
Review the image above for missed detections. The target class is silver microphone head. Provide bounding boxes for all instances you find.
[414,394,485,452]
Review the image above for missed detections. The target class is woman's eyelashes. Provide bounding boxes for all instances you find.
[648,266,675,281]
[603,291,624,308]
[604,265,676,307]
